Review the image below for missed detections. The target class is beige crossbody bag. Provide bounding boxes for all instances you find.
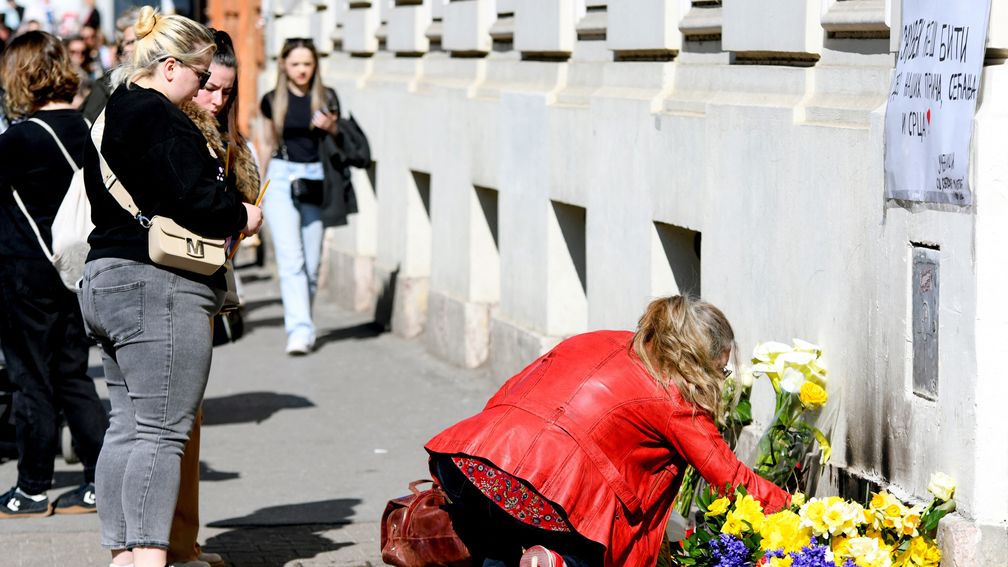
[91,109,227,276]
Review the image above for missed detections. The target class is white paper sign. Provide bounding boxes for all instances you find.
[884,0,991,205]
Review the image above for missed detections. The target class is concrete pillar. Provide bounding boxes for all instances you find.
[489,0,515,51]
[608,0,686,59]
[966,6,1008,555]
[679,0,723,44]
[514,0,583,59]
[389,0,433,55]
[971,62,1008,560]
[443,0,496,56]
[723,0,823,63]
[323,166,379,313]
[344,1,380,55]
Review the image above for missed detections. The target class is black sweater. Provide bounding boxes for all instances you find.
[0,109,87,259]
[84,85,247,289]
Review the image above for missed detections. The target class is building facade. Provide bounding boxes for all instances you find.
[260,1,1008,561]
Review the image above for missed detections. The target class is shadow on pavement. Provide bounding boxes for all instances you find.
[241,297,282,315]
[199,460,241,482]
[204,498,361,566]
[201,392,314,426]
[242,316,284,334]
[314,322,386,349]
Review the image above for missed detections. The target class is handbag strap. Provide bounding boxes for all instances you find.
[10,187,55,261]
[408,479,434,496]
[91,109,150,227]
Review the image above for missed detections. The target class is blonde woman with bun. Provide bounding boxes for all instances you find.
[425,295,790,567]
[77,8,262,567]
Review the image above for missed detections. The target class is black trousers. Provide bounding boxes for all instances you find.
[0,258,107,494]
[430,453,605,567]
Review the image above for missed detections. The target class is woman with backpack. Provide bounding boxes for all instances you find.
[0,30,108,519]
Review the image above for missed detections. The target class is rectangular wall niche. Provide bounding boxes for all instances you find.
[412,170,432,219]
[911,244,939,401]
[474,185,499,251]
[651,221,701,297]
[551,200,587,294]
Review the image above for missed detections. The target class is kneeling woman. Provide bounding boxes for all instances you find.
[426,295,789,567]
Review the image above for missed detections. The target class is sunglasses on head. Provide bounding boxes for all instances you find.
[159,55,212,88]
[283,37,315,48]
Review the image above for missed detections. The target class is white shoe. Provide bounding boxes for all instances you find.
[285,335,312,355]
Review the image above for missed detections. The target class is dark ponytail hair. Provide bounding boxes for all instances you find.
[210,29,247,160]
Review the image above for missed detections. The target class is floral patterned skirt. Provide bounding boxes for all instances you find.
[452,455,573,532]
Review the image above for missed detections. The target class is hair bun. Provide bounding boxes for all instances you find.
[134,6,159,39]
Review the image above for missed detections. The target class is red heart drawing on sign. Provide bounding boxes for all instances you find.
[927,109,931,124]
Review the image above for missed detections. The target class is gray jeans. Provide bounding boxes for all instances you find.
[79,258,223,549]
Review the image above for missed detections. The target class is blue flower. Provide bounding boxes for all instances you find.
[777,541,855,567]
[710,533,752,567]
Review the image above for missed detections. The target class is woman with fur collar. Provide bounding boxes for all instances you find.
[166,29,258,567]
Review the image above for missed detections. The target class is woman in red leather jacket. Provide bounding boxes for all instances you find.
[426,295,790,567]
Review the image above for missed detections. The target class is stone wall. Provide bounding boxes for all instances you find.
[260,1,1008,559]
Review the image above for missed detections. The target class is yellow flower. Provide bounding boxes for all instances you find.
[927,472,956,501]
[843,536,893,567]
[896,537,942,567]
[722,494,764,535]
[799,498,830,537]
[822,497,864,538]
[791,491,806,508]
[799,381,828,408]
[899,505,923,538]
[760,510,810,554]
[868,492,906,532]
[706,496,731,517]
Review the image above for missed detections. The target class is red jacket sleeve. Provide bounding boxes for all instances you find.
[667,411,790,513]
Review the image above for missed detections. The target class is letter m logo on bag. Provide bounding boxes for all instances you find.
[186,238,205,258]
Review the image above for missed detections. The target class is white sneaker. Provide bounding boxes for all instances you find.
[285,335,312,356]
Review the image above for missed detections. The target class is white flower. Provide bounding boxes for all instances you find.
[753,341,792,362]
[739,368,755,388]
[928,472,957,501]
[780,368,805,393]
[776,350,817,367]
[792,338,822,354]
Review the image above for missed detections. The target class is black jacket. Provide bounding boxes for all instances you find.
[320,114,370,227]
[84,85,247,289]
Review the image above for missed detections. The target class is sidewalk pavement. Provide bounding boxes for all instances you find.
[0,262,501,566]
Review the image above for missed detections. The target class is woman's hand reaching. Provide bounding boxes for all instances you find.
[241,202,264,237]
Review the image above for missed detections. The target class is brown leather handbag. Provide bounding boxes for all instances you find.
[380,479,471,567]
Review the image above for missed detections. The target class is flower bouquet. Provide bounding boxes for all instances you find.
[669,472,957,567]
[749,340,834,494]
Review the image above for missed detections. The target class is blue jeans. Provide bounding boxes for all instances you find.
[263,159,324,344]
[79,259,223,549]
